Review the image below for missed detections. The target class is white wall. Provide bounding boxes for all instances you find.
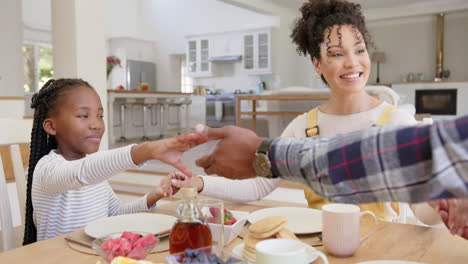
[368,10,468,84]
[22,0,52,43]
[0,100,25,119]
[105,0,145,40]
[51,0,108,149]
[22,0,51,30]
[0,0,24,97]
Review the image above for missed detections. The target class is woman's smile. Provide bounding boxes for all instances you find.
[340,71,364,82]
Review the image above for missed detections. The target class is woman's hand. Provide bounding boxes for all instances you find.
[169,170,204,193]
[430,199,468,238]
[147,175,178,208]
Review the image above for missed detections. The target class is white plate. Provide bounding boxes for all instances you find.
[232,243,253,264]
[232,241,321,264]
[356,261,427,264]
[84,213,176,238]
[247,207,322,234]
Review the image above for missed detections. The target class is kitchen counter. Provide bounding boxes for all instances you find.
[236,93,330,133]
[107,89,192,95]
[107,90,204,146]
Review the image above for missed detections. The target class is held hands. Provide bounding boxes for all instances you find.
[195,125,263,179]
[429,199,468,239]
[147,175,177,208]
[169,170,204,193]
[149,171,204,208]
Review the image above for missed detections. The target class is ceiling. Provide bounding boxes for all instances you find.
[267,0,459,11]
[265,0,468,20]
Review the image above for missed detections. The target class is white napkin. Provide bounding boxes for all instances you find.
[215,101,223,121]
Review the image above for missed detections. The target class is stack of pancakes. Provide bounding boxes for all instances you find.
[242,216,298,262]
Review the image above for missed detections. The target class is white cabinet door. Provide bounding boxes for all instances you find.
[243,34,254,70]
[211,34,242,57]
[186,38,212,77]
[242,30,271,74]
[257,33,270,70]
[187,40,197,73]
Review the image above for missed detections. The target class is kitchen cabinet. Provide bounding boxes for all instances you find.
[242,29,271,74]
[186,38,212,77]
[210,34,242,57]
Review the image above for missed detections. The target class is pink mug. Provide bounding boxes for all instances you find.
[322,204,377,257]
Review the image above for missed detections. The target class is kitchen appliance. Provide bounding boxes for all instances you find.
[208,55,242,62]
[206,93,236,127]
[415,89,457,115]
[126,60,156,91]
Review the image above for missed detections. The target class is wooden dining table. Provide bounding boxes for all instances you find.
[1,198,467,264]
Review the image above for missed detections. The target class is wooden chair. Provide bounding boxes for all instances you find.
[0,118,31,252]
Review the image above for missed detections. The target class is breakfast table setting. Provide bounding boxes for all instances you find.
[1,196,468,264]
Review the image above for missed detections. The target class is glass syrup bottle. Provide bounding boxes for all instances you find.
[169,187,212,254]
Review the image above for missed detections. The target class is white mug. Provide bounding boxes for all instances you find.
[255,238,329,264]
[322,204,377,257]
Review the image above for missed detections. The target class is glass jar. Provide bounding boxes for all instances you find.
[169,187,212,254]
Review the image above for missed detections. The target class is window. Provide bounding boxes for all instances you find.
[23,43,53,93]
[180,55,193,93]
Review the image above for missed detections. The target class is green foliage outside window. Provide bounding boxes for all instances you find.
[38,45,53,89]
[23,43,53,92]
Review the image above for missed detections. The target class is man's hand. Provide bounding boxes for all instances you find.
[195,125,263,179]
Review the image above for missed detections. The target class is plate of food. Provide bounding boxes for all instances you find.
[356,261,427,264]
[85,213,176,238]
[247,207,322,234]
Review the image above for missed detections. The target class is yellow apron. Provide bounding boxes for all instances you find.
[303,105,400,221]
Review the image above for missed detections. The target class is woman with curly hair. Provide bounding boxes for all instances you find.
[172,0,444,225]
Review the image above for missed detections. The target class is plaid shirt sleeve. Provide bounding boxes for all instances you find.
[269,115,468,203]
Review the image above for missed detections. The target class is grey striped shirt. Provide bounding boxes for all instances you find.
[32,145,152,241]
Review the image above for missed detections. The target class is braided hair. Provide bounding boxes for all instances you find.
[23,78,93,245]
[290,0,373,84]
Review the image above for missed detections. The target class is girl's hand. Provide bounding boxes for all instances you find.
[170,170,204,193]
[430,199,468,238]
[132,131,208,177]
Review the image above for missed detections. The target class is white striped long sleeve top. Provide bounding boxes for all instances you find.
[32,145,154,241]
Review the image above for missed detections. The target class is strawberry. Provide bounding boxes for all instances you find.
[208,207,237,225]
[209,207,220,217]
[223,211,237,225]
[224,217,237,225]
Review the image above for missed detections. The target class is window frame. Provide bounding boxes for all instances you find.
[180,55,193,94]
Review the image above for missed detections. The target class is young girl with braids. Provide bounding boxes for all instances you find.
[170,0,449,227]
[23,78,206,244]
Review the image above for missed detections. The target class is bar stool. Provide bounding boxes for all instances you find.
[158,97,182,137]
[115,98,128,143]
[179,97,192,134]
[157,97,169,138]
[140,97,156,141]
[117,97,137,143]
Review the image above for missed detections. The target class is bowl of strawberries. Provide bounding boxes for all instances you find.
[91,231,158,263]
[204,208,249,245]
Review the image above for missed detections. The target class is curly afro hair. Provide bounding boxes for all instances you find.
[290,0,373,62]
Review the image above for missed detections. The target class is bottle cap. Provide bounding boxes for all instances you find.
[180,187,197,198]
